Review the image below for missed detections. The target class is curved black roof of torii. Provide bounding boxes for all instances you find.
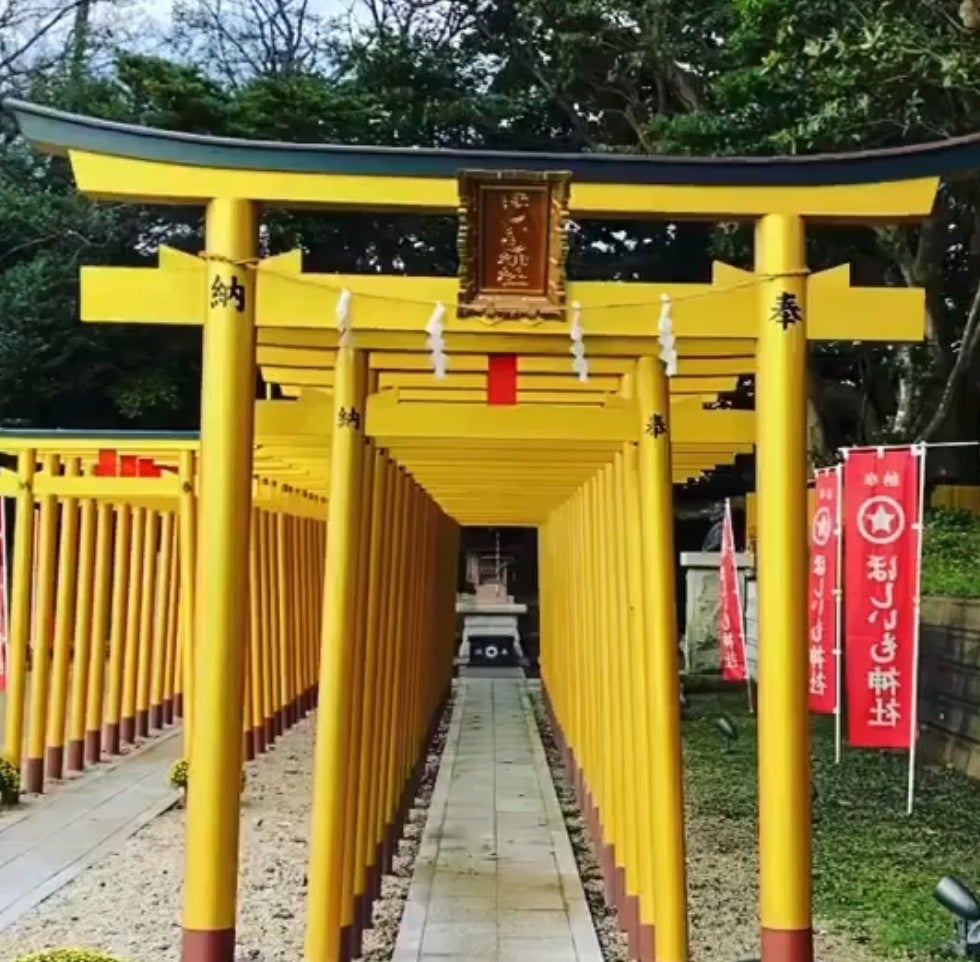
[6,98,980,187]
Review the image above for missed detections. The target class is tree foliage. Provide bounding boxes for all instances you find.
[1,0,980,457]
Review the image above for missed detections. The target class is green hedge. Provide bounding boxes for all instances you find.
[922,509,980,598]
[14,951,125,962]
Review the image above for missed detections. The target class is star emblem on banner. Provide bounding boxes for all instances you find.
[856,495,906,546]
[812,507,833,547]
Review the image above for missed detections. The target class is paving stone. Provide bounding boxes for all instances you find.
[391,677,602,962]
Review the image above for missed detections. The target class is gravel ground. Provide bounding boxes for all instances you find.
[0,696,454,962]
[528,694,630,962]
[527,688,879,962]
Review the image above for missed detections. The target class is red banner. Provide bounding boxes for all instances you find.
[844,448,922,749]
[808,468,840,714]
[719,500,746,681]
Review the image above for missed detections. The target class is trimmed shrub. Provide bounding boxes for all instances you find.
[168,758,246,793]
[168,758,189,791]
[0,757,20,805]
[14,950,126,962]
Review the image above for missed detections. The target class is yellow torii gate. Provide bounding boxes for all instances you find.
[2,96,956,962]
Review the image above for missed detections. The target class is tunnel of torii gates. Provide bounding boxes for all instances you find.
[2,98,978,962]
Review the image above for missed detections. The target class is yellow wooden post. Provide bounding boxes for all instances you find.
[289,515,303,722]
[588,472,613,880]
[570,487,587,813]
[275,513,290,732]
[3,448,36,770]
[242,615,255,763]
[291,510,305,720]
[46,456,81,780]
[305,345,367,962]
[613,451,641,953]
[66,470,97,772]
[25,454,60,794]
[136,508,159,738]
[177,450,197,741]
[371,463,404,898]
[120,505,146,745]
[84,499,113,763]
[623,441,656,962]
[150,512,174,731]
[381,471,412,871]
[248,507,264,755]
[258,509,275,746]
[605,463,630,917]
[266,511,280,735]
[755,214,812,962]
[163,517,180,725]
[181,196,257,962]
[636,355,688,962]
[104,504,132,755]
[353,448,390,936]
[340,442,377,957]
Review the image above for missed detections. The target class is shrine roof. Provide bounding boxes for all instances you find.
[6,98,980,188]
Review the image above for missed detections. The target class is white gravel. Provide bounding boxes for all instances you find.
[0,698,454,962]
[0,719,316,961]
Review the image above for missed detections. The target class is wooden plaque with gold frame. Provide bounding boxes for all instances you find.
[457,169,571,320]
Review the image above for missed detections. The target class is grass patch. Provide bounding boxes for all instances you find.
[922,509,980,599]
[684,689,980,959]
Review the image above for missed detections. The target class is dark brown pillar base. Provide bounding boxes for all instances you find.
[352,893,364,944]
[372,840,384,901]
[761,927,813,962]
[163,698,174,726]
[181,926,235,962]
[243,729,255,763]
[601,842,615,907]
[623,893,640,960]
[84,729,101,766]
[381,820,397,873]
[265,718,275,746]
[274,709,284,737]
[363,863,378,931]
[104,722,120,756]
[136,710,149,739]
[339,923,354,962]
[24,756,44,794]
[348,902,365,961]
[45,745,64,781]
[174,693,183,718]
[120,716,136,745]
[614,864,626,920]
[639,922,656,962]
[150,705,163,731]
[253,726,266,756]
[66,739,85,773]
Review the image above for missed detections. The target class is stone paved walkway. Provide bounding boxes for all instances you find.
[0,730,181,932]
[393,674,603,962]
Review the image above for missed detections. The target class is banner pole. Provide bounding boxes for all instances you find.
[833,463,844,765]
[907,443,927,816]
[726,497,754,714]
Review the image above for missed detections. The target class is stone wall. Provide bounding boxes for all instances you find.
[919,596,980,779]
[681,552,752,674]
